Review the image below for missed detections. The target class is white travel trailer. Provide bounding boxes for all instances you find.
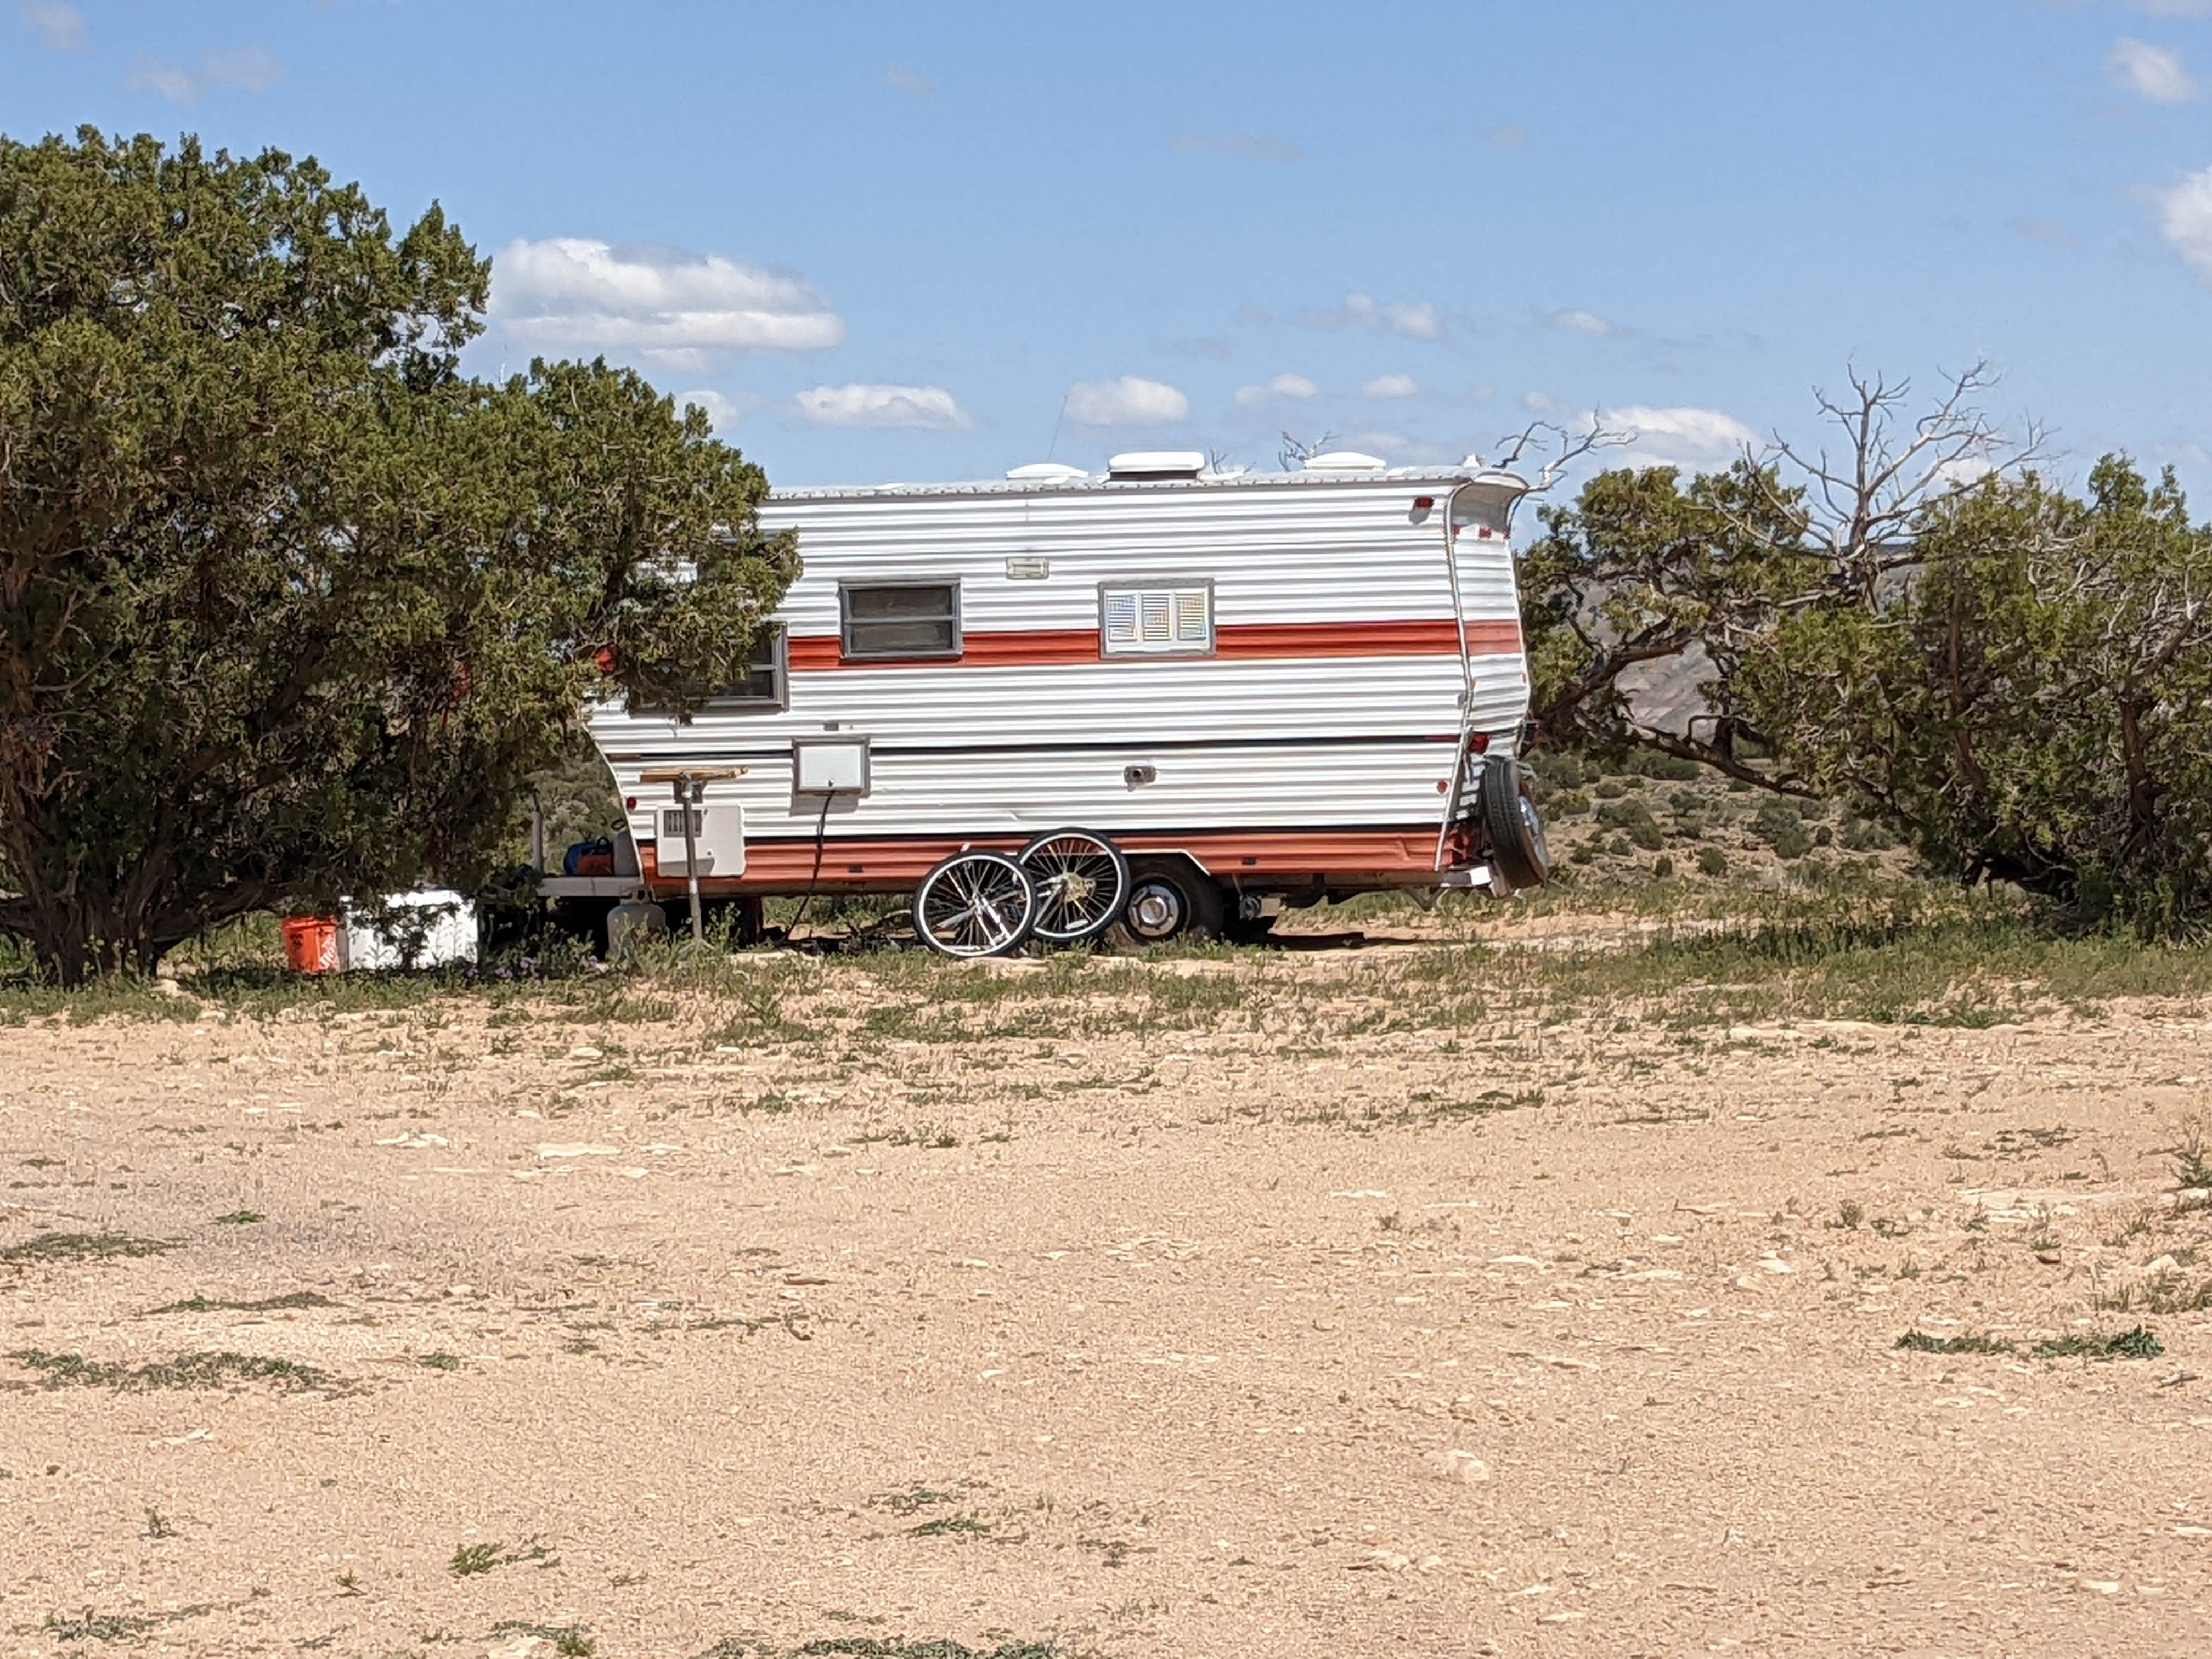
[557,448,1551,956]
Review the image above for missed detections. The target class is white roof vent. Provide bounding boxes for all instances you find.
[1107,449,1207,480]
[1005,462,1090,481]
[1299,450,1389,472]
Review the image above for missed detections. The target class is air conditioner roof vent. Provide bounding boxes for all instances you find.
[1107,449,1207,480]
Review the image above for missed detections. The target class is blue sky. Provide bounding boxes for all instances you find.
[6,0,2211,494]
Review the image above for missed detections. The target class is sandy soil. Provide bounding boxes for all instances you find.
[4,949,2212,1658]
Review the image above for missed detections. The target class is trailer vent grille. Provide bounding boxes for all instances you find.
[1102,583,1213,656]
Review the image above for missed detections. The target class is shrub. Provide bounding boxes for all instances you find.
[1598,800,1666,851]
[1755,803,1812,860]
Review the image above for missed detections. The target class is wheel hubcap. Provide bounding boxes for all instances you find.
[1521,796,1549,867]
[1128,881,1183,938]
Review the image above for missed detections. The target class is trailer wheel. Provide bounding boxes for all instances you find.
[1479,759,1550,890]
[1114,858,1224,947]
[913,850,1040,958]
[1019,828,1131,944]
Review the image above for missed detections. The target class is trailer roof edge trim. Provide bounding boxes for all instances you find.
[766,465,1531,503]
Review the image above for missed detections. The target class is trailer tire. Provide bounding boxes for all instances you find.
[1480,760,1550,890]
[1113,859,1224,947]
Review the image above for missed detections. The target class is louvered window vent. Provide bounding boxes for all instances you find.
[1101,583,1214,656]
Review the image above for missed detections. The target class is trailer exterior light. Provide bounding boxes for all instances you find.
[1470,732,1491,754]
[624,795,637,810]
[1414,496,1434,510]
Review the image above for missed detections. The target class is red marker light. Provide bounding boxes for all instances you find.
[624,795,637,810]
[1414,495,1434,510]
[1470,732,1491,754]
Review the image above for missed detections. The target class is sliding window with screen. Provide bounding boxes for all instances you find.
[629,625,788,714]
[840,582,962,661]
[1101,582,1214,657]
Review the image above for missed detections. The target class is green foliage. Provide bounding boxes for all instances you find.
[0,131,795,979]
[1523,404,2212,931]
[1754,803,1810,860]
[1597,798,1666,851]
[1740,460,2212,929]
[1545,788,1592,817]
[1697,847,1728,877]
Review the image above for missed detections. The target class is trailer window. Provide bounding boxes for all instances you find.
[1101,583,1213,656]
[718,626,788,706]
[630,626,787,714]
[842,583,962,660]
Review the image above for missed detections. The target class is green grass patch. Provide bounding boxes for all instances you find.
[145,1290,334,1316]
[2032,1326,2164,1361]
[9,1348,341,1393]
[0,1231,173,1265]
[906,1514,992,1539]
[1896,1330,2014,1355]
[449,1538,558,1576]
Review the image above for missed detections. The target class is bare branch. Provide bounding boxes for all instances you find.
[1491,415,1634,494]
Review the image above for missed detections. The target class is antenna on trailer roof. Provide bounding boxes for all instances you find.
[1045,391,1070,462]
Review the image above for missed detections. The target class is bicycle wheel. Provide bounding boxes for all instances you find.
[1018,828,1131,944]
[912,850,1040,958]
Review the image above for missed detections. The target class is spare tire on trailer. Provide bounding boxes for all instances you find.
[1479,759,1550,890]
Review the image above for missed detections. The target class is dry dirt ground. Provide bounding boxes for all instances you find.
[5,940,2212,1659]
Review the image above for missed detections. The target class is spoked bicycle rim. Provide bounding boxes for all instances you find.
[913,850,1040,958]
[1019,828,1131,944]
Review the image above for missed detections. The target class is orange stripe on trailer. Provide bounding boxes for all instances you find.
[784,617,1522,670]
[640,827,1459,894]
[1214,618,1519,658]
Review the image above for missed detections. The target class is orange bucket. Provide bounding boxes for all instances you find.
[281,916,340,974]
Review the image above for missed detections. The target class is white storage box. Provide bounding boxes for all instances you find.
[337,889,478,971]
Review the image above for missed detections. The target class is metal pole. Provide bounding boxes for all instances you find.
[676,773,704,944]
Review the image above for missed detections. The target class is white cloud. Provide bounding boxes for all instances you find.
[1234,371,1321,406]
[126,44,283,101]
[1301,291,1446,340]
[794,383,974,431]
[490,238,847,368]
[19,1,84,51]
[676,389,750,434]
[1606,404,1760,473]
[1547,308,1619,337]
[2156,163,2212,283]
[1361,374,1420,400]
[1064,376,1191,427]
[2109,37,2197,104]
[884,64,936,97]
[1173,131,1306,164]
